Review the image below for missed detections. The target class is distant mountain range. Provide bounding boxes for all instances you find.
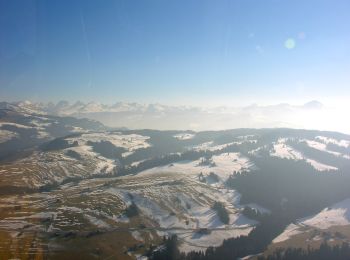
[0,100,334,132]
[0,100,324,115]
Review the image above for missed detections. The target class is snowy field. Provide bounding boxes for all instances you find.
[0,129,18,143]
[177,226,253,253]
[2,132,152,187]
[0,146,119,189]
[273,197,350,243]
[304,139,349,159]
[66,132,151,157]
[270,138,339,172]
[0,122,35,129]
[0,168,259,254]
[137,152,255,181]
[125,154,259,252]
[66,145,117,174]
[0,131,151,189]
[174,133,195,140]
[305,158,338,171]
[270,140,303,160]
[316,136,350,148]
[192,140,256,152]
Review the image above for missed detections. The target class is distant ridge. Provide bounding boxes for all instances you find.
[1,100,345,133]
[303,100,324,109]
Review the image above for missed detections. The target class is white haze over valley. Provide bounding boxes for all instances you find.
[2,100,349,134]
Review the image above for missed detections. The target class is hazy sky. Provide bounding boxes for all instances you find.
[1,0,350,105]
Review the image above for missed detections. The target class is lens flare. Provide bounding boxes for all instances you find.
[284,38,296,49]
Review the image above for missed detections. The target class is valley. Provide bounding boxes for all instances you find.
[0,103,350,259]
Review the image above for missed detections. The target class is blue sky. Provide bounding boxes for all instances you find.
[1,0,350,105]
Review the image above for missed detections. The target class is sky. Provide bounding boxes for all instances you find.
[1,0,350,106]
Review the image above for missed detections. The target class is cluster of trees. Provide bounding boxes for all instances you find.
[121,130,186,164]
[124,202,139,218]
[326,142,350,155]
[149,211,290,260]
[258,242,350,260]
[87,140,126,160]
[122,149,216,176]
[242,206,265,221]
[226,157,350,218]
[207,172,219,183]
[198,157,216,167]
[212,202,229,224]
[122,137,261,177]
[198,172,206,183]
[286,139,349,170]
[198,172,220,183]
[65,149,82,160]
[150,235,180,260]
[149,228,350,260]
[40,137,78,151]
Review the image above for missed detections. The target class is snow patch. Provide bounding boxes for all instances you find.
[271,139,303,160]
[0,129,18,143]
[66,132,151,157]
[304,139,348,158]
[271,138,338,172]
[137,152,255,181]
[305,158,338,172]
[316,136,350,148]
[174,133,195,140]
[273,197,350,243]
